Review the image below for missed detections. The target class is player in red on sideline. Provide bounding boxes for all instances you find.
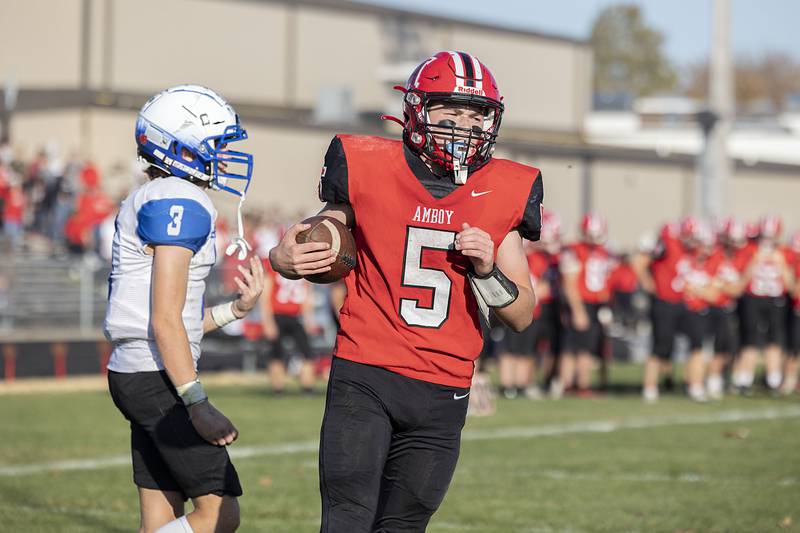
[270,51,543,532]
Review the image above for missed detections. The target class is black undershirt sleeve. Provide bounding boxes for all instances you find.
[515,171,544,241]
[318,136,350,205]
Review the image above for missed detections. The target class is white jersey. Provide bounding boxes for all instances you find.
[104,177,217,373]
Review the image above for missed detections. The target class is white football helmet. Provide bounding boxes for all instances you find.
[135,85,254,258]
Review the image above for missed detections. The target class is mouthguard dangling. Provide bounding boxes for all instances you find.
[225,196,252,260]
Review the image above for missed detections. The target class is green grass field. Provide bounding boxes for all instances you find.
[1,365,798,533]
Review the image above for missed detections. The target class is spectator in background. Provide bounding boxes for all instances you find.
[0,157,9,226]
[3,175,25,252]
[559,213,614,396]
[64,163,113,254]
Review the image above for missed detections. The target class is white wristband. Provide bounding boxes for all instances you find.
[210,301,239,328]
[175,380,207,407]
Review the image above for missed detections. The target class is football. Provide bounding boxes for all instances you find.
[296,215,357,283]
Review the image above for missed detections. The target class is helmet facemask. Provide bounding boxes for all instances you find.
[403,90,503,185]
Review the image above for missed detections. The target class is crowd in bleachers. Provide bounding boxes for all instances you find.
[0,142,116,256]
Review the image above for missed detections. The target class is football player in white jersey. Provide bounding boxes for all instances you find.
[104,85,263,533]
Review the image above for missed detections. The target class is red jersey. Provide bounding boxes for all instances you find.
[266,262,308,317]
[528,251,557,318]
[683,251,715,312]
[793,259,800,310]
[707,247,739,308]
[746,245,791,298]
[319,135,543,387]
[3,186,24,223]
[650,236,691,303]
[560,242,614,304]
[609,262,638,294]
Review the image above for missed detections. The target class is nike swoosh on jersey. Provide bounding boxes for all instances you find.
[453,391,471,400]
[471,190,492,197]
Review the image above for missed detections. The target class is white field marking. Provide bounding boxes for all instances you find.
[509,468,799,487]
[0,502,132,520]
[432,523,580,533]
[1,406,799,477]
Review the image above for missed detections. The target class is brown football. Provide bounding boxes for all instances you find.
[295,215,357,283]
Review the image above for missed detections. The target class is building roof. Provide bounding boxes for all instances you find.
[241,0,589,46]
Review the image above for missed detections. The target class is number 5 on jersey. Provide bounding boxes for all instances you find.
[400,227,456,328]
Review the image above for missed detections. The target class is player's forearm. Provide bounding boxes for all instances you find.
[203,310,218,334]
[152,316,197,386]
[632,254,655,292]
[563,278,586,317]
[202,300,247,334]
[492,284,535,332]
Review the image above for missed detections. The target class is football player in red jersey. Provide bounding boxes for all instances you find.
[704,218,747,399]
[634,220,691,402]
[784,230,800,395]
[270,51,541,531]
[734,215,793,394]
[680,220,720,401]
[498,210,562,400]
[559,213,614,396]
[261,259,318,394]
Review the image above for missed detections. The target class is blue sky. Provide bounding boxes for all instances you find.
[357,0,798,66]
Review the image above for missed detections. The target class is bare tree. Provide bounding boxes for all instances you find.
[590,4,678,97]
[686,52,800,112]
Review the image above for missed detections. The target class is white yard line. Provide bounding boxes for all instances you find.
[1,406,799,477]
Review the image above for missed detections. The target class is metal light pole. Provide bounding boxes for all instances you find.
[705,0,734,218]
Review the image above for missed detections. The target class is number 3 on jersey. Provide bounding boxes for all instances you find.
[167,205,184,236]
[400,227,456,328]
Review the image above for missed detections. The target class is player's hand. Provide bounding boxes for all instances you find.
[232,256,264,317]
[572,308,590,331]
[262,317,279,341]
[188,401,239,446]
[455,223,494,276]
[269,223,336,278]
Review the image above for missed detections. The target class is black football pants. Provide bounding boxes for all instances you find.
[319,357,470,533]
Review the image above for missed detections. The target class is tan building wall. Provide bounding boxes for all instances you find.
[729,170,800,232]
[108,0,290,103]
[2,0,589,129]
[0,0,83,87]
[591,160,693,248]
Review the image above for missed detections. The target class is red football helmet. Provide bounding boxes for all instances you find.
[759,214,783,240]
[720,217,746,247]
[745,220,760,241]
[680,216,701,242]
[383,51,504,184]
[540,210,562,244]
[789,230,800,252]
[658,220,680,242]
[580,212,608,244]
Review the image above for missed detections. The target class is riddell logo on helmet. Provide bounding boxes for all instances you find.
[455,85,486,96]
